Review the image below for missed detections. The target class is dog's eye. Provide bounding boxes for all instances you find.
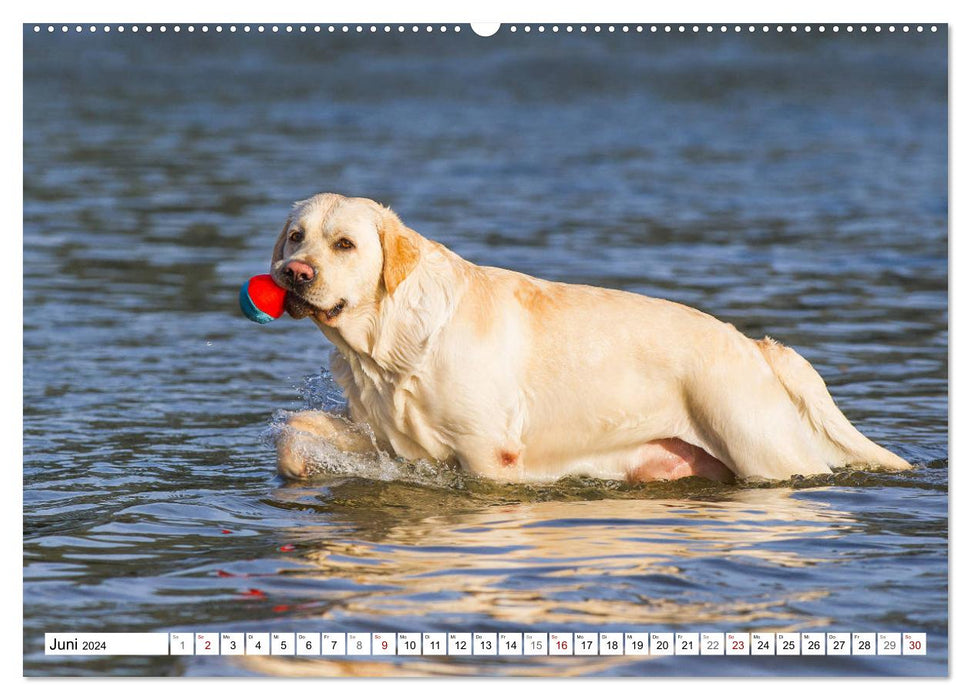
[289,230,304,243]
[334,238,355,250]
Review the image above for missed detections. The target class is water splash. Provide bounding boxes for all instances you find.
[262,371,471,490]
[298,368,348,413]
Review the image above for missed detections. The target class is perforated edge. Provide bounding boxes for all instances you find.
[29,24,942,35]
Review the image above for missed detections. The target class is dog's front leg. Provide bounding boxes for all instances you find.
[275,410,380,478]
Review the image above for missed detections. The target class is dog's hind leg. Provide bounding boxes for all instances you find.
[276,410,381,478]
[682,342,835,481]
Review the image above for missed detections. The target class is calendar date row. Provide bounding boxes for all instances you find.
[46,632,927,657]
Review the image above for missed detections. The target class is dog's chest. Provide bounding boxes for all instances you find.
[333,351,451,461]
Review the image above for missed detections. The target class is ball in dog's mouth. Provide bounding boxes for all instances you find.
[284,291,347,321]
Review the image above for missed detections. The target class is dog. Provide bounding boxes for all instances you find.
[269,193,911,483]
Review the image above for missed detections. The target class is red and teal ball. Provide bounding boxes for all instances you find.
[239,274,286,324]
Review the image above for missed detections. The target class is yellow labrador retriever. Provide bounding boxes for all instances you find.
[270,193,910,483]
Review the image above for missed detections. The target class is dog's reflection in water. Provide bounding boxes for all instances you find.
[239,486,846,676]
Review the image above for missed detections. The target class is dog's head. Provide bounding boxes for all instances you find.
[270,194,420,326]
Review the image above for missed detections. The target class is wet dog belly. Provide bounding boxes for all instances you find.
[627,438,734,483]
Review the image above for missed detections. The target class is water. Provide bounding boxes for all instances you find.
[22,27,947,676]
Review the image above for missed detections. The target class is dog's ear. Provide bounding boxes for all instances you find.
[378,212,421,296]
[271,217,292,266]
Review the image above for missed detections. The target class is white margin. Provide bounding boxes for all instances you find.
[7,0,961,698]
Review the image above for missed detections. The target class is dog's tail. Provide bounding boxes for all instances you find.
[756,337,912,470]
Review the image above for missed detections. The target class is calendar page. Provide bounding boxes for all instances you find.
[22,15,947,679]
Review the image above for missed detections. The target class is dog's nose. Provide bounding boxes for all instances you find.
[283,260,315,285]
